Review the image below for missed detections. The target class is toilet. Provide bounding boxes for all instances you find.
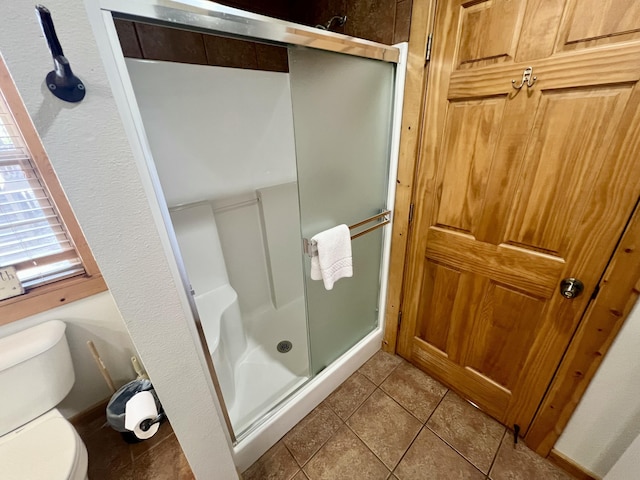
[0,320,89,480]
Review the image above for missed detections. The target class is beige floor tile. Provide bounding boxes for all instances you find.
[380,361,448,422]
[359,350,403,385]
[283,403,343,466]
[303,425,389,480]
[489,431,573,480]
[394,428,485,480]
[292,471,309,480]
[347,389,422,469]
[324,372,376,420]
[427,391,505,474]
[242,441,299,480]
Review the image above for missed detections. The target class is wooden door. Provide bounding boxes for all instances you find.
[398,0,640,434]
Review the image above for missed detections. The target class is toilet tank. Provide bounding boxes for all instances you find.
[0,320,75,436]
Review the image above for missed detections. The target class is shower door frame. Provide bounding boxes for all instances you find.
[87,0,406,461]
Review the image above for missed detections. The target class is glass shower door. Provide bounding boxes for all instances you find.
[288,47,395,374]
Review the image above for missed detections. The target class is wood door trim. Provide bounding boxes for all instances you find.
[383,0,436,353]
[548,449,601,480]
[525,199,640,457]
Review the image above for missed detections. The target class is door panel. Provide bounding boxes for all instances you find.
[417,261,459,352]
[457,0,525,69]
[437,97,507,232]
[508,86,633,254]
[465,283,543,390]
[558,0,640,51]
[399,0,640,434]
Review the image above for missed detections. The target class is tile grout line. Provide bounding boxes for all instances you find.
[422,422,489,479]
[342,420,392,475]
[485,428,510,480]
[424,388,449,426]
[287,356,401,473]
[425,390,505,476]
[360,352,404,387]
[422,390,496,476]
[321,357,408,475]
[326,373,379,423]
[364,384,450,475]
[378,378,444,425]
[386,387,451,477]
[389,423,426,477]
[285,404,349,471]
[276,356,413,477]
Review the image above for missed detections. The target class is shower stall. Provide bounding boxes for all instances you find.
[92,0,406,468]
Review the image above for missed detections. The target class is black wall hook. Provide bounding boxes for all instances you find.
[36,5,86,103]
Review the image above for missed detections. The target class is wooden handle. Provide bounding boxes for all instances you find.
[87,340,116,393]
[131,355,149,380]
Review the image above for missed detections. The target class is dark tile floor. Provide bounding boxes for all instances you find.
[77,350,574,480]
[242,351,575,480]
[77,412,194,479]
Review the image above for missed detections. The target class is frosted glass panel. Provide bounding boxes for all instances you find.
[288,47,395,374]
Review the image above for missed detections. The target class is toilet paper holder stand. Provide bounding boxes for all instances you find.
[139,412,166,432]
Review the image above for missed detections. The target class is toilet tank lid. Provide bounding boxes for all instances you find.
[0,320,67,371]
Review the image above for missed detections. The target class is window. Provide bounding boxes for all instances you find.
[0,56,106,325]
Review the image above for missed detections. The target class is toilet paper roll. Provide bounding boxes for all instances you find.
[124,391,160,440]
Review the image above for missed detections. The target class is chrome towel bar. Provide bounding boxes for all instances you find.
[303,209,391,257]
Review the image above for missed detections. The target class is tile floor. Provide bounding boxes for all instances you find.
[77,413,194,479]
[77,350,574,479]
[242,350,574,480]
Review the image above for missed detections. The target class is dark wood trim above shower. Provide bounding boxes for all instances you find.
[113,19,289,73]
[112,1,414,72]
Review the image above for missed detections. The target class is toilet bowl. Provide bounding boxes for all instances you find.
[0,320,89,480]
[0,409,88,480]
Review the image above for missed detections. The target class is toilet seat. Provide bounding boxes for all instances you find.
[0,409,88,480]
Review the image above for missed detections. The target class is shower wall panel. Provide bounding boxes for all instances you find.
[257,182,305,309]
[126,58,300,317]
[213,199,273,316]
[125,58,297,206]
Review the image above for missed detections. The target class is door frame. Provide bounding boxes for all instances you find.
[384,0,640,459]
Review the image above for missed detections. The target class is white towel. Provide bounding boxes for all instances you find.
[310,224,353,290]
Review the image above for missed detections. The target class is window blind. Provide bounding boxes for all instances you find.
[0,91,84,290]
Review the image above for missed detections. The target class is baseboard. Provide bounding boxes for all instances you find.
[68,397,110,428]
[548,449,601,480]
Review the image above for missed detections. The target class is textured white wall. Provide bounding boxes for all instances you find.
[604,432,640,480]
[0,292,136,418]
[555,300,640,477]
[0,1,237,478]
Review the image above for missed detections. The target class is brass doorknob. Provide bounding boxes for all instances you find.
[560,278,584,299]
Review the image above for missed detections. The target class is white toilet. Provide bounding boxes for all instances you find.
[0,320,89,480]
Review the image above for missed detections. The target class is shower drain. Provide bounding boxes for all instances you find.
[277,340,293,353]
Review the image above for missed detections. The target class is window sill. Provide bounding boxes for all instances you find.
[0,274,108,326]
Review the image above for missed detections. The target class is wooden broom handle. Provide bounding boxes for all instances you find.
[87,340,116,394]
